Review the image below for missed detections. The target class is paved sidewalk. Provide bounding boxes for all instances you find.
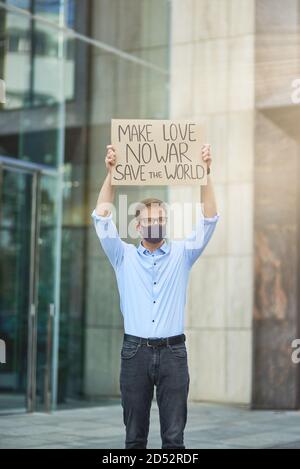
[1,400,300,449]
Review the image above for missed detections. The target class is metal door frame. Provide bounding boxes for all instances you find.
[0,155,60,412]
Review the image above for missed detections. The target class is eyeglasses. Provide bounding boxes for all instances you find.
[140,217,168,227]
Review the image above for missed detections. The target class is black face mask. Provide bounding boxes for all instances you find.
[140,223,166,244]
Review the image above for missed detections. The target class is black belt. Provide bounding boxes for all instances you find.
[123,333,186,347]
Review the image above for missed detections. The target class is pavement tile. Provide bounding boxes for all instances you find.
[1,402,300,449]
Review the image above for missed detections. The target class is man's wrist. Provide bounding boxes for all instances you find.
[107,171,114,186]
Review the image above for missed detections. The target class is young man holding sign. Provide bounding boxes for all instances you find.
[91,143,219,449]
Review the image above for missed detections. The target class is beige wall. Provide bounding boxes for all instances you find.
[82,0,300,408]
[169,0,255,404]
[84,0,257,404]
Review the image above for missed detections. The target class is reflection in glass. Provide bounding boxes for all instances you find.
[0,169,32,410]
[0,0,170,410]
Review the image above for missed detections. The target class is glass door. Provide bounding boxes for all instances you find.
[0,167,33,411]
[0,163,60,413]
[34,174,59,412]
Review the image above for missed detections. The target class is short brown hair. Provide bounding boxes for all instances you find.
[135,197,166,219]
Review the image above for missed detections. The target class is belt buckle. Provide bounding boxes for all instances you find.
[147,338,166,347]
[147,338,163,347]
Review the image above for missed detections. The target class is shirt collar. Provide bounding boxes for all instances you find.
[137,238,170,255]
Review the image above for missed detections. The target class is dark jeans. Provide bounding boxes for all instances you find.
[119,334,190,449]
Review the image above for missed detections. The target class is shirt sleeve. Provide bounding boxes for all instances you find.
[183,212,220,268]
[91,208,125,270]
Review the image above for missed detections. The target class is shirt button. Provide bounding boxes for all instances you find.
[154,262,156,265]
[153,300,156,303]
[152,320,155,322]
[154,282,156,285]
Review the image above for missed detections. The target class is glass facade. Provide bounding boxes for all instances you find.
[0,0,170,411]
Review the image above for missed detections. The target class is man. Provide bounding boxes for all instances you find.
[91,143,219,449]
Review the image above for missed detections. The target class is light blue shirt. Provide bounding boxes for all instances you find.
[91,208,220,339]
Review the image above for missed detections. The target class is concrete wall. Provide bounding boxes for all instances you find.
[169,0,255,404]
[83,0,300,408]
[252,0,300,409]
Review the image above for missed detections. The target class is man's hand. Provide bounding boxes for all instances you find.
[105,144,117,173]
[201,143,212,170]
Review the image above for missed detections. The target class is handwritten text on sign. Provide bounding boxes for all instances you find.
[110,119,207,185]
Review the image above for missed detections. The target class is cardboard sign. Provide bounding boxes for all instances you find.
[110,119,207,186]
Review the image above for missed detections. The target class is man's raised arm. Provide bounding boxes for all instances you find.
[91,144,125,270]
[184,144,220,268]
[201,144,218,218]
[95,144,116,216]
